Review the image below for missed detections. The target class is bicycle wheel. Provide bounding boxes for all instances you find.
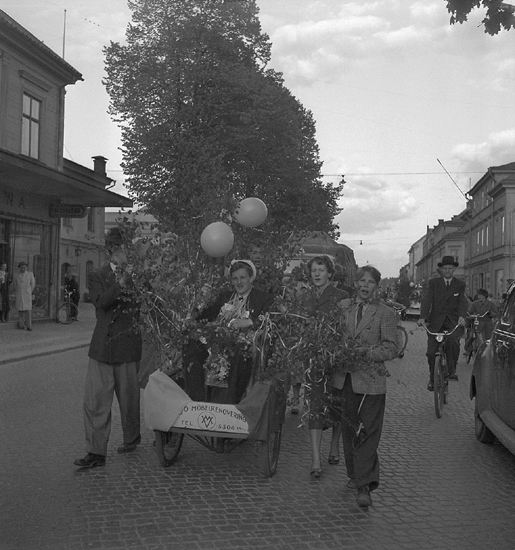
[57,303,73,324]
[396,326,408,358]
[261,424,282,477]
[155,430,184,467]
[69,303,78,321]
[466,332,477,363]
[433,354,445,418]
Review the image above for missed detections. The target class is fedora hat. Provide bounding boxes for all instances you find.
[438,255,459,267]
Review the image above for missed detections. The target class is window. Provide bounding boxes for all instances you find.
[501,215,506,245]
[87,208,95,232]
[21,93,41,159]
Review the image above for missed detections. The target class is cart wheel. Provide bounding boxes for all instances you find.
[261,424,282,477]
[155,430,184,467]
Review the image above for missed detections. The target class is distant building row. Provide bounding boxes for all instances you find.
[406,162,515,301]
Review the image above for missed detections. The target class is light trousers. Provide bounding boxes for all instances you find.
[83,358,141,456]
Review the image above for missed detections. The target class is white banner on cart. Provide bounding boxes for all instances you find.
[173,402,249,434]
[144,370,249,434]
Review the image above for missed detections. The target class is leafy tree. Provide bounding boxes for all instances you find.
[445,0,515,35]
[103,0,342,242]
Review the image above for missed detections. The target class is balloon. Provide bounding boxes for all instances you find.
[200,222,234,257]
[234,197,268,228]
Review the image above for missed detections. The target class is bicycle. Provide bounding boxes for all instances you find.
[465,312,490,364]
[385,301,408,358]
[421,324,461,418]
[57,289,78,324]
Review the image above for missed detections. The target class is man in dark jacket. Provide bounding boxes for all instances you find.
[74,228,142,468]
[417,256,467,390]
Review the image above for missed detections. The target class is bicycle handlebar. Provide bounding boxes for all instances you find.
[467,312,490,319]
[420,323,461,339]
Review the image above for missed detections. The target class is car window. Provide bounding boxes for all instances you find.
[500,292,515,331]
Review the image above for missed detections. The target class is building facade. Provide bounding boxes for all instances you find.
[415,216,466,284]
[407,162,515,303]
[0,10,131,319]
[460,162,515,301]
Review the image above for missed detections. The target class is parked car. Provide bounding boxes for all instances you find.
[404,301,421,320]
[470,284,515,455]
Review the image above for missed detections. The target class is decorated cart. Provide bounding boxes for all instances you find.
[144,369,288,476]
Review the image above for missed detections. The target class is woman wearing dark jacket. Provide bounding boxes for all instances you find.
[183,259,273,404]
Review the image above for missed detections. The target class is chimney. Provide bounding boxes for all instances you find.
[92,156,108,177]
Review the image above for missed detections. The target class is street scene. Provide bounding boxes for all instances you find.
[1,3,515,550]
[2,315,515,550]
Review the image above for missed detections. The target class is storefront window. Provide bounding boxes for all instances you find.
[9,220,53,319]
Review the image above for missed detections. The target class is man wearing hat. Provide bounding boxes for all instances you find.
[417,256,467,390]
[13,261,35,330]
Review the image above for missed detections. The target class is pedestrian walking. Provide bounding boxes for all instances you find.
[334,265,398,507]
[13,261,35,330]
[0,262,11,322]
[74,228,142,469]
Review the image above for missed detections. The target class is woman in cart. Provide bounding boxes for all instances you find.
[183,259,273,404]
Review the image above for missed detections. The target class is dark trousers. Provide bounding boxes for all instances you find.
[426,319,461,379]
[341,375,385,491]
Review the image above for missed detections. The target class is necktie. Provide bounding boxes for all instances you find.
[357,302,364,326]
[446,280,450,287]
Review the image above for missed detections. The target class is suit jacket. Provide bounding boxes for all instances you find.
[420,276,468,332]
[335,298,399,394]
[88,264,142,364]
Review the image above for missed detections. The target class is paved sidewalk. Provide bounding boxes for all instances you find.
[0,302,96,365]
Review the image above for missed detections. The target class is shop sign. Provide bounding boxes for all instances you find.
[49,204,87,218]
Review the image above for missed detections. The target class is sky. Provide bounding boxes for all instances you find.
[3,0,515,277]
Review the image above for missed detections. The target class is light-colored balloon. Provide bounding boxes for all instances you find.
[234,197,268,228]
[200,222,234,257]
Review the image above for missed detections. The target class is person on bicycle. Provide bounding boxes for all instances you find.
[65,272,80,321]
[417,256,467,390]
[464,288,498,350]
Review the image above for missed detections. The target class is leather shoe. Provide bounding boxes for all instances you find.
[74,453,105,468]
[448,373,458,381]
[346,478,357,489]
[117,439,140,453]
[356,484,372,507]
[427,380,434,391]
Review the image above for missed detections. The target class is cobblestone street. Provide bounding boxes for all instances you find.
[2,321,515,549]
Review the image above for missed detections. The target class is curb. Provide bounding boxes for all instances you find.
[0,342,90,366]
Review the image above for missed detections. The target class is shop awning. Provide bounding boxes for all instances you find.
[0,149,133,208]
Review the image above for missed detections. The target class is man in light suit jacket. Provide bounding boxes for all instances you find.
[74,228,142,469]
[334,265,399,508]
[417,256,467,390]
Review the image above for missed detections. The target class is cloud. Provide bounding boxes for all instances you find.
[451,129,515,173]
[268,0,513,84]
[335,175,418,235]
